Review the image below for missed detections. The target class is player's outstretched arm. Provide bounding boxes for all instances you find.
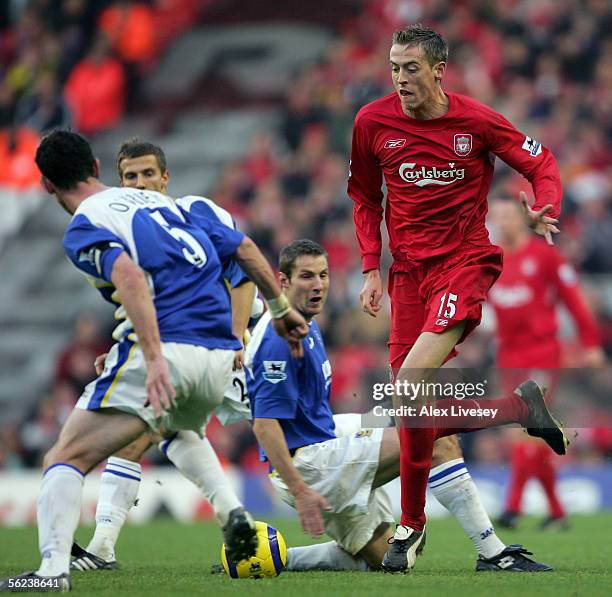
[253,418,331,538]
[110,252,176,417]
[519,191,560,245]
[235,237,308,356]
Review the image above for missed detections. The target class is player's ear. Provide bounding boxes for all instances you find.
[161,168,170,191]
[93,158,101,178]
[434,61,446,82]
[40,176,55,195]
[279,272,290,290]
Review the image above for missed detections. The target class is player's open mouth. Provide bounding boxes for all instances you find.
[308,297,322,306]
[399,89,414,97]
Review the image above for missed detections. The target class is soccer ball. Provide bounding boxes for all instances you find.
[221,521,287,579]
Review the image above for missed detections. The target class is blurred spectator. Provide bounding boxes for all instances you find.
[55,313,111,396]
[15,71,72,132]
[64,34,126,136]
[52,0,100,82]
[19,399,62,468]
[98,0,156,108]
[242,132,279,186]
[0,424,24,470]
[280,77,327,152]
[152,0,204,52]
[0,82,16,127]
[0,125,41,191]
[98,1,156,68]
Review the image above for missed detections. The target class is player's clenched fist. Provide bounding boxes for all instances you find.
[272,309,308,358]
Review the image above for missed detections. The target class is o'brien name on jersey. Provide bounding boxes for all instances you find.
[399,162,466,186]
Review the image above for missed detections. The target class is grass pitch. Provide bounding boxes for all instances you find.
[1,514,610,596]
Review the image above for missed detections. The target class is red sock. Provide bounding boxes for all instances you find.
[399,426,435,532]
[533,444,565,518]
[505,442,533,513]
[432,394,530,439]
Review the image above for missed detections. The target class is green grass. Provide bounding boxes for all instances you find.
[1,515,611,595]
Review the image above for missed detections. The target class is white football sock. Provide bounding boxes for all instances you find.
[286,542,368,571]
[86,457,141,561]
[429,458,505,559]
[37,464,84,576]
[161,431,241,527]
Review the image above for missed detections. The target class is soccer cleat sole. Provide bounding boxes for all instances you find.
[223,509,258,563]
[516,380,569,455]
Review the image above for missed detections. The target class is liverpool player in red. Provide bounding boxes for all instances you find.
[488,198,604,531]
[348,25,566,573]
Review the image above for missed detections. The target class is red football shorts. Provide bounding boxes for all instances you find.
[388,243,503,368]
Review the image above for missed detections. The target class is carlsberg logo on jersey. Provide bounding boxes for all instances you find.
[399,162,466,187]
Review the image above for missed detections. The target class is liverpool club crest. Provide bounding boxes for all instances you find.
[454,133,472,156]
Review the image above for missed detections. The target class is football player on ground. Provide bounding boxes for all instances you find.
[246,239,557,573]
[348,25,566,572]
[488,198,604,530]
[0,130,307,591]
[71,139,263,572]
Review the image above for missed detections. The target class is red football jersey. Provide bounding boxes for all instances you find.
[489,237,600,368]
[348,92,562,271]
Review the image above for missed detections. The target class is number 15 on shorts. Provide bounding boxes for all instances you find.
[437,292,458,321]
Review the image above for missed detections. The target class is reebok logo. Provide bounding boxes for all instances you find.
[385,138,407,149]
[399,162,466,186]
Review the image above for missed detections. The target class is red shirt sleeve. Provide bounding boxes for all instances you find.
[347,112,384,272]
[481,108,562,219]
[549,249,601,347]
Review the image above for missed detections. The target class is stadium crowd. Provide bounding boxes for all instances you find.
[1,0,611,471]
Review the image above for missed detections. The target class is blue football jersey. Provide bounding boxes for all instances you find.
[246,312,336,457]
[63,187,243,350]
[176,195,248,289]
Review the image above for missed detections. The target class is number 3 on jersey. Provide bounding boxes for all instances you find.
[150,210,207,268]
[437,292,458,319]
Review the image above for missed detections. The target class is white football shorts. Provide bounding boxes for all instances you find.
[215,367,252,426]
[76,339,234,434]
[268,427,394,555]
